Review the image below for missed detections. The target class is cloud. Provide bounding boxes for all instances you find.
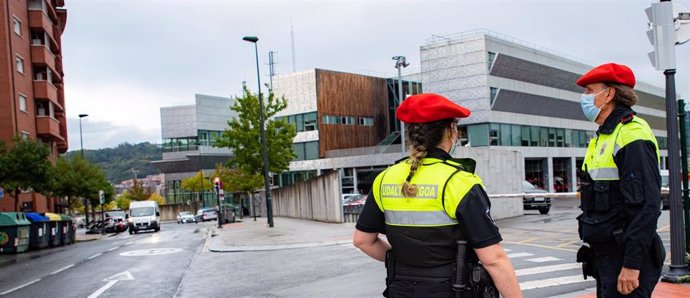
[66,116,160,151]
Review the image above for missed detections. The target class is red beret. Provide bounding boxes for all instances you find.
[396,93,471,124]
[576,63,636,88]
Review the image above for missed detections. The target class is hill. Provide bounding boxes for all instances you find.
[64,142,162,183]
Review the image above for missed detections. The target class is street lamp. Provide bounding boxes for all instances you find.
[78,114,88,158]
[242,35,274,228]
[392,56,409,154]
[78,113,89,227]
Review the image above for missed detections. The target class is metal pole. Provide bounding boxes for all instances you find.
[79,117,84,158]
[397,66,406,154]
[78,114,88,227]
[680,99,690,254]
[216,184,222,229]
[661,69,690,282]
[253,42,274,228]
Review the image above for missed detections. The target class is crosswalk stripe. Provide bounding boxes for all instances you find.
[520,275,592,290]
[515,263,581,276]
[507,252,534,258]
[526,256,561,263]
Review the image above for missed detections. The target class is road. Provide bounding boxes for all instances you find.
[0,222,206,298]
[0,198,676,298]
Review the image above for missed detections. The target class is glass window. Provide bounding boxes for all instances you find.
[490,87,499,107]
[530,126,539,146]
[19,95,27,112]
[292,143,305,160]
[468,124,489,147]
[556,129,565,147]
[548,128,556,147]
[500,124,511,146]
[489,123,499,146]
[13,17,21,36]
[511,125,521,146]
[487,51,496,70]
[16,56,24,73]
[296,114,304,132]
[304,112,317,131]
[540,127,549,147]
[458,126,469,146]
[288,115,295,125]
[521,126,530,146]
[305,141,319,160]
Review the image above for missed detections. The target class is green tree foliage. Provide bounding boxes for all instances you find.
[64,142,161,184]
[149,193,166,206]
[212,164,262,194]
[121,179,151,202]
[180,171,213,193]
[115,194,132,210]
[0,138,52,211]
[50,156,112,212]
[215,87,297,190]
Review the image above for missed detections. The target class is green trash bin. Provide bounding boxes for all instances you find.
[25,212,50,250]
[0,212,31,254]
[59,214,74,245]
[44,213,62,247]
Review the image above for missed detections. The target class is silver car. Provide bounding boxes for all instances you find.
[177,211,196,224]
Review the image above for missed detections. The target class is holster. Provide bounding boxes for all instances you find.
[650,233,666,269]
[469,264,499,298]
[384,250,394,297]
[576,245,597,280]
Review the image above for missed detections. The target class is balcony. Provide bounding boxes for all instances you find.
[33,81,58,103]
[30,45,56,70]
[36,116,62,141]
[28,11,57,48]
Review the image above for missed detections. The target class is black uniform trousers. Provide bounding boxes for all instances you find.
[594,253,661,298]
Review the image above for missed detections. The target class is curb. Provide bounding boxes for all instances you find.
[208,239,352,252]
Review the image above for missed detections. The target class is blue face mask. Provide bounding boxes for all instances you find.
[580,88,609,122]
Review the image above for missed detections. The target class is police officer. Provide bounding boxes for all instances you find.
[353,93,522,298]
[576,63,665,297]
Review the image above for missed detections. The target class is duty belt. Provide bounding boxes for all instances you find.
[394,261,455,280]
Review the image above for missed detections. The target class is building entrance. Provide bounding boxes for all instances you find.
[525,158,547,190]
[553,157,571,192]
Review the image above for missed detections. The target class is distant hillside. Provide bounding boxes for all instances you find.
[64,142,162,183]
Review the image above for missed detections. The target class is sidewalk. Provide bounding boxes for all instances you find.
[209,216,356,252]
[568,281,690,298]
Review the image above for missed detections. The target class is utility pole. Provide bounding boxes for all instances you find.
[269,51,277,90]
[393,56,410,154]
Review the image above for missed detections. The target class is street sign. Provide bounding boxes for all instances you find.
[219,189,225,201]
[98,190,105,205]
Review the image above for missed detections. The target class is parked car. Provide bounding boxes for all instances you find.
[177,211,196,224]
[343,194,367,214]
[660,170,671,210]
[522,180,551,214]
[341,193,361,204]
[196,208,218,222]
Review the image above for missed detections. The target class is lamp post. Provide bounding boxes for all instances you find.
[392,56,409,154]
[78,113,89,227]
[243,35,274,228]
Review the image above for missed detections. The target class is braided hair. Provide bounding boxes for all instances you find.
[401,118,455,197]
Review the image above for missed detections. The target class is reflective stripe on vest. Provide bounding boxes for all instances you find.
[372,158,482,227]
[385,210,458,226]
[583,116,659,181]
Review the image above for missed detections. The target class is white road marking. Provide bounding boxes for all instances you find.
[507,252,534,258]
[526,256,561,263]
[515,263,581,276]
[124,241,135,246]
[107,246,120,252]
[503,248,512,252]
[520,275,591,290]
[87,280,117,298]
[88,253,103,260]
[50,264,75,275]
[0,279,41,295]
[120,248,183,256]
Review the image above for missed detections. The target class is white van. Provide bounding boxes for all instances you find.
[127,200,160,234]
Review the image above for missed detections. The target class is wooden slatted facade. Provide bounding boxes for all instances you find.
[315,69,389,158]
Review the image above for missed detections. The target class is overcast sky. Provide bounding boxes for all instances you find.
[61,0,690,150]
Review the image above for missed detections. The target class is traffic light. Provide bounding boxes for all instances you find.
[646,2,676,70]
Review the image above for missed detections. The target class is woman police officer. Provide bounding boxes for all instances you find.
[576,63,665,297]
[353,93,522,297]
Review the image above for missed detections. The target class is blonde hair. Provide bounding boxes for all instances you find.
[400,119,454,197]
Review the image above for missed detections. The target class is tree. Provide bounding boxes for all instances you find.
[122,179,151,202]
[215,87,297,189]
[51,156,113,215]
[115,194,132,210]
[0,138,52,211]
[149,193,166,206]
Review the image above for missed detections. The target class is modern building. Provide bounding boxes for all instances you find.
[421,30,668,192]
[0,0,68,212]
[272,30,669,197]
[151,94,236,206]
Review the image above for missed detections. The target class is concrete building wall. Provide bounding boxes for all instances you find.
[273,69,318,117]
[195,94,235,132]
[160,105,196,138]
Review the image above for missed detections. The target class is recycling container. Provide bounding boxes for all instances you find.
[25,212,49,250]
[59,214,74,245]
[44,213,62,247]
[0,212,31,254]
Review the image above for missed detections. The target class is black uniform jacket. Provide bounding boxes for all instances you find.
[584,105,661,270]
[355,147,502,267]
